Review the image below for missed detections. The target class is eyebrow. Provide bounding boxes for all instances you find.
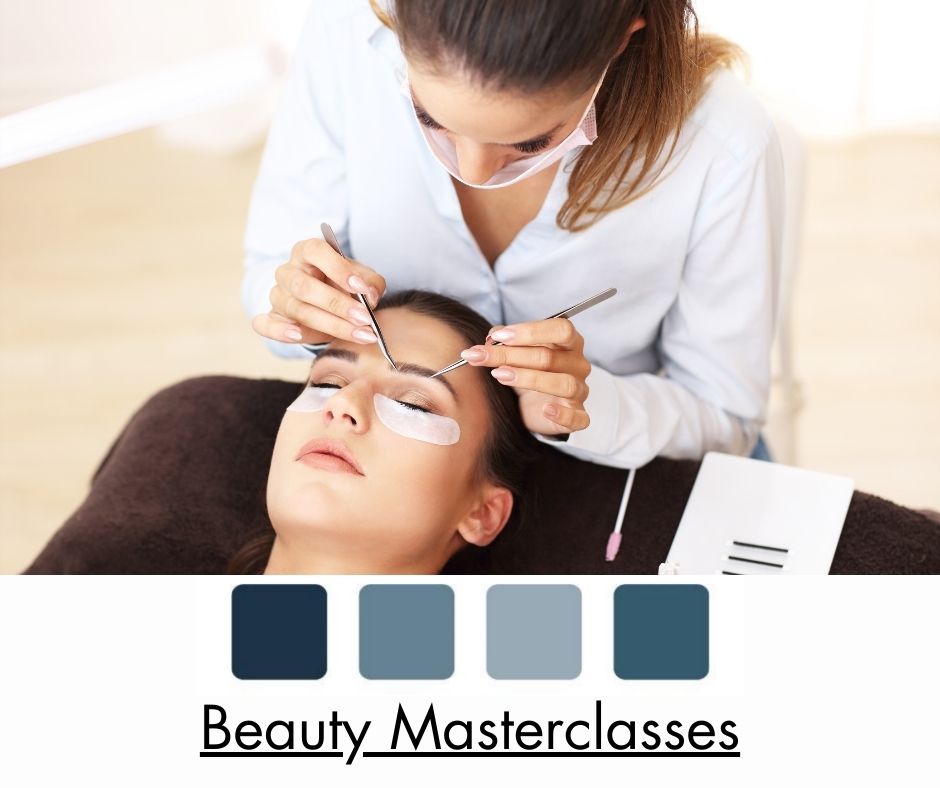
[412,97,564,148]
[312,348,459,401]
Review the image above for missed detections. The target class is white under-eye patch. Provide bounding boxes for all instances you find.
[373,393,460,446]
[286,385,337,413]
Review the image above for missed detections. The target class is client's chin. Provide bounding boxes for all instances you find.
[270,483,355,524]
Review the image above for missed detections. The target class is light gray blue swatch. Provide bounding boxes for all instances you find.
[359,584,454,680]
[487,584,581,680]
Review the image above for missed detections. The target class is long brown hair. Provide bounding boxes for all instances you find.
[228,289,537,574]
[373,0,742,230]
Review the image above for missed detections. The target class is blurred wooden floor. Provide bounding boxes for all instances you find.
[1,129,938,572]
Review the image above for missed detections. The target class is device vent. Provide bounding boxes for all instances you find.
[721,540,789,574]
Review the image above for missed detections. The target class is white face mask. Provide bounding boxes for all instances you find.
[399,66,607,189]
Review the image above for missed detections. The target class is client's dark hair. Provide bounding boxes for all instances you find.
[228,289,537,574]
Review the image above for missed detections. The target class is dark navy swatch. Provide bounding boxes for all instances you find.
[613,584,709,680]
[231,584,327,680]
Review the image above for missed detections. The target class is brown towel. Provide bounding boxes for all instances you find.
[23,376,940,574]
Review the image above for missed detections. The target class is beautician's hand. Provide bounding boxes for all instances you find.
[252,237,387,345]
[460,318,591,436]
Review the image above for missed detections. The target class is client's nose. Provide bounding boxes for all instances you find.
[321,384,369,434]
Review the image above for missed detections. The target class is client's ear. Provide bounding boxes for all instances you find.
[456,483,514,547]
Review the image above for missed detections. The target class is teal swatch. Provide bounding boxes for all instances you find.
[613,584,709,680]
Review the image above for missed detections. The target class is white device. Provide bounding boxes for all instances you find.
[660,452,854,575]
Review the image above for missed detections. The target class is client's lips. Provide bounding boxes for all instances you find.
[295,438,365,476]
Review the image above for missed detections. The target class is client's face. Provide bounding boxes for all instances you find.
[267,306,511,573]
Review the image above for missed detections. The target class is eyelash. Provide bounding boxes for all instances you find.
[309,382,433,414]
[414,106,443,131]
[414,106,551,154]
[513,137,551,154]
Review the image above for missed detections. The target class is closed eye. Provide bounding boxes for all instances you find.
[395,400,430,414]
[312,381,433,414]
[414,105,443,131]
[413,103,554,154]
[513,136,551,154]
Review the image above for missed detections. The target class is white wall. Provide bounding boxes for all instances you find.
[0,2,243,112]
[2,0,938,139]
[0,0,311,155]
[696,0,940,136]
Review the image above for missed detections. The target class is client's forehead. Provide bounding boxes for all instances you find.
[313,307,480,403]
[344,307,467,372]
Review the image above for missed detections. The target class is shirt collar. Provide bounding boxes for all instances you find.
[366,11,405,74]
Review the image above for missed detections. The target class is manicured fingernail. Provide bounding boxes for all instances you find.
[348,306,370,326]
[544,404,559,418]
[348,275,368,293]
[285,328,303,341]
[368,287,380,307]
[492,367,515,383]
[489,328,514,342]
[351,327,377,343]
[461,348,486,363]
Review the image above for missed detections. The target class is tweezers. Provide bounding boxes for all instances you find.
[320,222,397,371]
[429,286,618,378]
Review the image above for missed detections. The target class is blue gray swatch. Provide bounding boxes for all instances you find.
[487,584,581,679]
[231,584,327,680]
[359,584,454,680]
[613,584,709,680]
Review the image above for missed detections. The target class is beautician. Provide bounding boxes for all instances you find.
[243,0,784,468]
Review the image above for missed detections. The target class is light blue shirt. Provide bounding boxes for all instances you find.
[242,0,784,469]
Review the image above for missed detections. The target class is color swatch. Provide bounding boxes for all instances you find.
[230,582,711,682]
[613,584,709,679]
[231,584,327,680]
[486,584,581,679]
[359,584,454,680]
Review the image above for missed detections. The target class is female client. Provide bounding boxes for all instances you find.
[230,290,537,574]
